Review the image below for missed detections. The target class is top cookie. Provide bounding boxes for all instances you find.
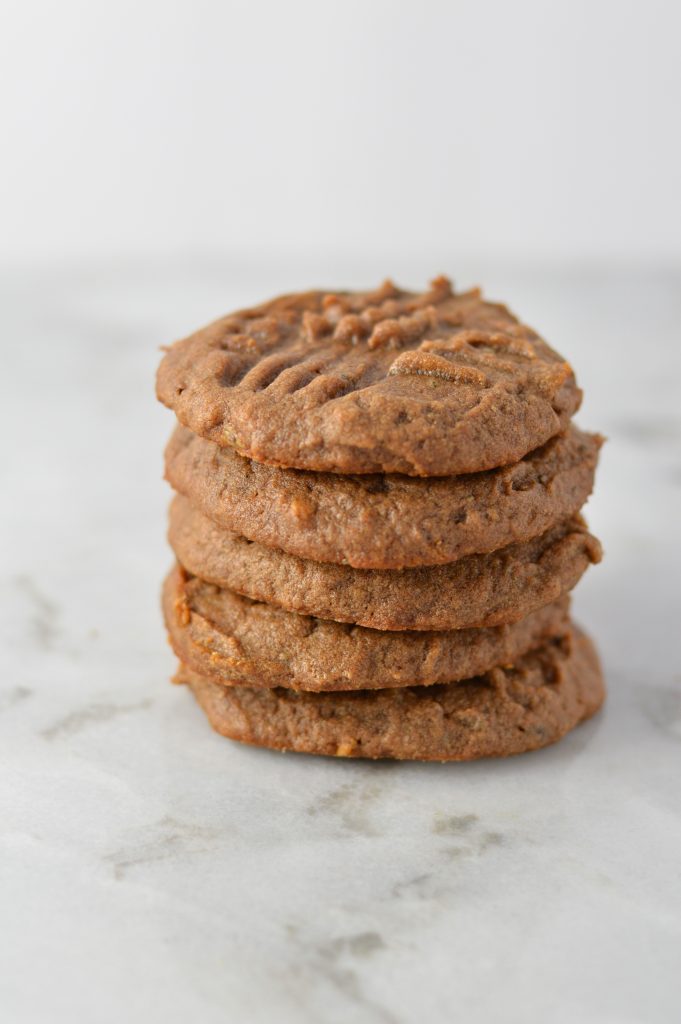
[157,276,581,476]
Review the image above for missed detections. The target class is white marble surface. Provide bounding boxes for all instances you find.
[1,260,680,1024]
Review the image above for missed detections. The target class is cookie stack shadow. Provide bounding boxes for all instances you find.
[157,277,605,761]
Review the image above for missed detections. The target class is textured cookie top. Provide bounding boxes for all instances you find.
[157,276,581,475]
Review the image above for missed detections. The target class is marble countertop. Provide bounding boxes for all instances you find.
[2,260,680,1024]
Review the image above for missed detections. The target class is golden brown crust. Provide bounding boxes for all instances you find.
[164,425,601,569]
[156,278,581,476]
[177,627,605,760]
[163,564,572,691]
[168,499,602,631]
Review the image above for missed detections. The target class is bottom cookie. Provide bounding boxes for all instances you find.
[174,627,604,761]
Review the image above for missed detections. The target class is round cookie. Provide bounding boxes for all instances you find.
[168,499,602,631]
[157,277,581,476]
[163,564,571,692]
[165,425,601,569]
[176,627,605,761]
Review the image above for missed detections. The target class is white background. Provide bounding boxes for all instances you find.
[2,0,680,268]
[2,4,681,1024]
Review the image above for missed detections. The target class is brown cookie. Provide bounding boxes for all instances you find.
[168,498,602,631]
[165,425,601,569]
[163,564,571,692]
[176,627,604,760]
[156,277,581,476]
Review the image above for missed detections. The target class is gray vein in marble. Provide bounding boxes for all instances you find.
[286,924,398,1024]
[0,685,32,712]
[432,813,505,854]
[432,812,478,835]
[41,698,153,740]
[105,815,222,880]
[307,780,385,837]
[641,683,681,742]
[12,574,61,650]
[391,817,506,902]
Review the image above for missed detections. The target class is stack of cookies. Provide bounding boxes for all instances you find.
[156,277,604,761]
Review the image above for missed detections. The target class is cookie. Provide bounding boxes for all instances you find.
[168,498,602,631]
[163,564,571,691]
[165,425,601,569]
[176,627,604,760]
[157,277,581,476]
